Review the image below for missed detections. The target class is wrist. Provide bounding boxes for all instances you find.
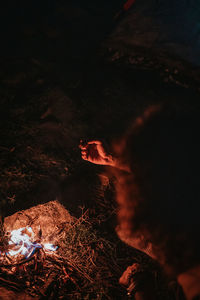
[108,156,130,173]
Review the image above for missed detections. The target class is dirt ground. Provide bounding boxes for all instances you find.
[0,1,200,299]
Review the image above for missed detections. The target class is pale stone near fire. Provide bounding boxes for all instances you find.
[4,200,73,245]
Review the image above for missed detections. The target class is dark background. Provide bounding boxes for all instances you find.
[1,0,200,222]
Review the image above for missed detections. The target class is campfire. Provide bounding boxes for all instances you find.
[0,200,120,299]
[1,201,68,266]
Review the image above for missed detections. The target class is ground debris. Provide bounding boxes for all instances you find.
[0,201,127,299]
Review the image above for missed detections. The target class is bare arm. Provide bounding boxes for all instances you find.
[79,140,130,172]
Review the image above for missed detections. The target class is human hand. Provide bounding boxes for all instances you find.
[79,140,115,166]
[119,263,157,299]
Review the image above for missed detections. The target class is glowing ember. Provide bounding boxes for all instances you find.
[5,226,58,259]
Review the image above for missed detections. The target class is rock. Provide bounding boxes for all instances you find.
[4,200,73,246]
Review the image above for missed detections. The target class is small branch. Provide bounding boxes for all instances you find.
[0,277,21,291]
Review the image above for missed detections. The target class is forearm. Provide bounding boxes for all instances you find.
[109,156,131,173]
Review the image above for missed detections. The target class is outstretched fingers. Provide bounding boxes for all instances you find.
[80,148,88,160]
[79,140,113,165]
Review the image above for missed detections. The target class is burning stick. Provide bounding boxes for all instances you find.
[0,277,21,291]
